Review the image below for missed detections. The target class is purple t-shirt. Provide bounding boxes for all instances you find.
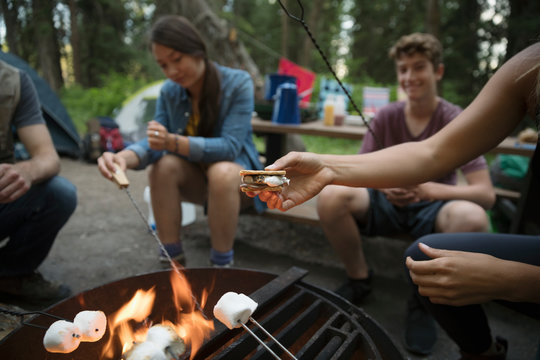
[360,99,487,185]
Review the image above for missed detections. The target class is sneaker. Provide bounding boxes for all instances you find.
[159,251,186,267]
[0,272,71,308]
[459,336,508,360]
[210,260,234,268]
[335,269,373,305]
[403,292,437,355]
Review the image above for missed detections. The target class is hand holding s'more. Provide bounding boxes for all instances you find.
[241,152,335,211]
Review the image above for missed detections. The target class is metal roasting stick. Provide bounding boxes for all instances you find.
[0,307,69,330]
[111,165,207,317]
[277,0,383,150]
[248,317,297,359]
[239,323,281,360]
[237,317,298,360]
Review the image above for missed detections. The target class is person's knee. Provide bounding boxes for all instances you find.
[48,177,77,219]
[149,155,188,186]
[208,162,241,193]
[438,201,490,232]
[317,186,365,223]
[318,186,348,220]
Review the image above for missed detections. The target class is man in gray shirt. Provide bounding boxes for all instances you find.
[0,59,77,308]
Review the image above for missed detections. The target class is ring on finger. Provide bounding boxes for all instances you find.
[154,131,159,137]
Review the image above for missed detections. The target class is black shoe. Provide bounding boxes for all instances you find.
[335,270,373,305]
[0,272,71,309]
[403,292,437,355]
[459,336,508,360]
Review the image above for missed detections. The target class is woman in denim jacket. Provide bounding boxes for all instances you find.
[98,15,263,267]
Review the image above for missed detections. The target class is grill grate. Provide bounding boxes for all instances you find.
[0,267,404,360]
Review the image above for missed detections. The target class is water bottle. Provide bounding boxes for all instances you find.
[143,186,156,231]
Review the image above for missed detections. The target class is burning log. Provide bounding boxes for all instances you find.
[123,324,186,360]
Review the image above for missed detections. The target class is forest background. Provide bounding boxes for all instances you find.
[1,0,539,154]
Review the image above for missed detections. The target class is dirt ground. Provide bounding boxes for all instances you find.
[1,158,539,359]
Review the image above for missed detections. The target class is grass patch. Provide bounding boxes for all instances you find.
[253,134,361,157]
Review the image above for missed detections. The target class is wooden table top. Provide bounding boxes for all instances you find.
[252,117,536,157]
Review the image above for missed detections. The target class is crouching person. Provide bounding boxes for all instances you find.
[0,59,77,308]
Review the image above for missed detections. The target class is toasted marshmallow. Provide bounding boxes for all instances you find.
[146,324,185,358]
[213,292,258,330]
[73,310,107,342]
[43,320,82,353]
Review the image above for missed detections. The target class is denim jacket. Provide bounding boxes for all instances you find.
[126,63,265,211]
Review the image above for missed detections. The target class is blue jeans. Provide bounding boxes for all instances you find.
[0,176,77,276]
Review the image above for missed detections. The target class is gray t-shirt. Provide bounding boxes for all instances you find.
[360,99,487,185]
[12,71,44,130]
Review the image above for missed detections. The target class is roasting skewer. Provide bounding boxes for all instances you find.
[111,164,206,317]
[241,317,298,360]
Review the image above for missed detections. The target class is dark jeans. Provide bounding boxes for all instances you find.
[0,176,77,276]
[405,232,540,354]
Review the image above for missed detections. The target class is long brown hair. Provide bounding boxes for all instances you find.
[150,15,221,137]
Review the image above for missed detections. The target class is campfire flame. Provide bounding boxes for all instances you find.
[101,270,215,359]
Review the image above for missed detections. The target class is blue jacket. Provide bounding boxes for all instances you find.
[127,64,263,172]
[126,64,265,212]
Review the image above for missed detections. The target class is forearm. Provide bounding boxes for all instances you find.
[15,152,60,185]
[422,182,495,210]
[117,149,141,169]
[497,260,540,303]
[322,142,442,188]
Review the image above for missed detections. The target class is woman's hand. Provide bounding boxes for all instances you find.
[147,120,169,151]
[406,243,509,306]
[245,152,334,211]
[97,151,127,182]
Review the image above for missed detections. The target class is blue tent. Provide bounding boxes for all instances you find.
[0,51,81,158]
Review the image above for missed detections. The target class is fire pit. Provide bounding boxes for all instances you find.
[0,267,404,359]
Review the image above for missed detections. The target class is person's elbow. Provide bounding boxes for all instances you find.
[479,186,496,210]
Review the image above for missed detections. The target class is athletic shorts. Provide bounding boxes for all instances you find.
[359,189,447,239]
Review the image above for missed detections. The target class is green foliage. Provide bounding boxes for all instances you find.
[301,135,361,155]
[60,72,150,134]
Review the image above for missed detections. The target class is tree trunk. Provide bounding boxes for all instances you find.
[426,0,440,39]
[297,0,323,68]
[0,0,21,55]
[32,0,64,91]
[68,0,82,85]
[280,0,289,58]
[161,0,262,90]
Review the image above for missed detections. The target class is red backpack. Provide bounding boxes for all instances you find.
[83,117,125,162]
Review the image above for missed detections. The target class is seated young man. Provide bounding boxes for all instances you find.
[316,33,495,355]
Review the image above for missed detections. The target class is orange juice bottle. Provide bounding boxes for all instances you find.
[323,95,335,126]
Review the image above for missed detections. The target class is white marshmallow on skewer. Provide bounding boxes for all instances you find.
[43,320,82,353]
[146,324,186,358]
[123,341,167,360]
[213,292,258,330]
[73,310,107,342]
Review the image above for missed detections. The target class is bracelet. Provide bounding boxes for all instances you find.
[174,135,179,153]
